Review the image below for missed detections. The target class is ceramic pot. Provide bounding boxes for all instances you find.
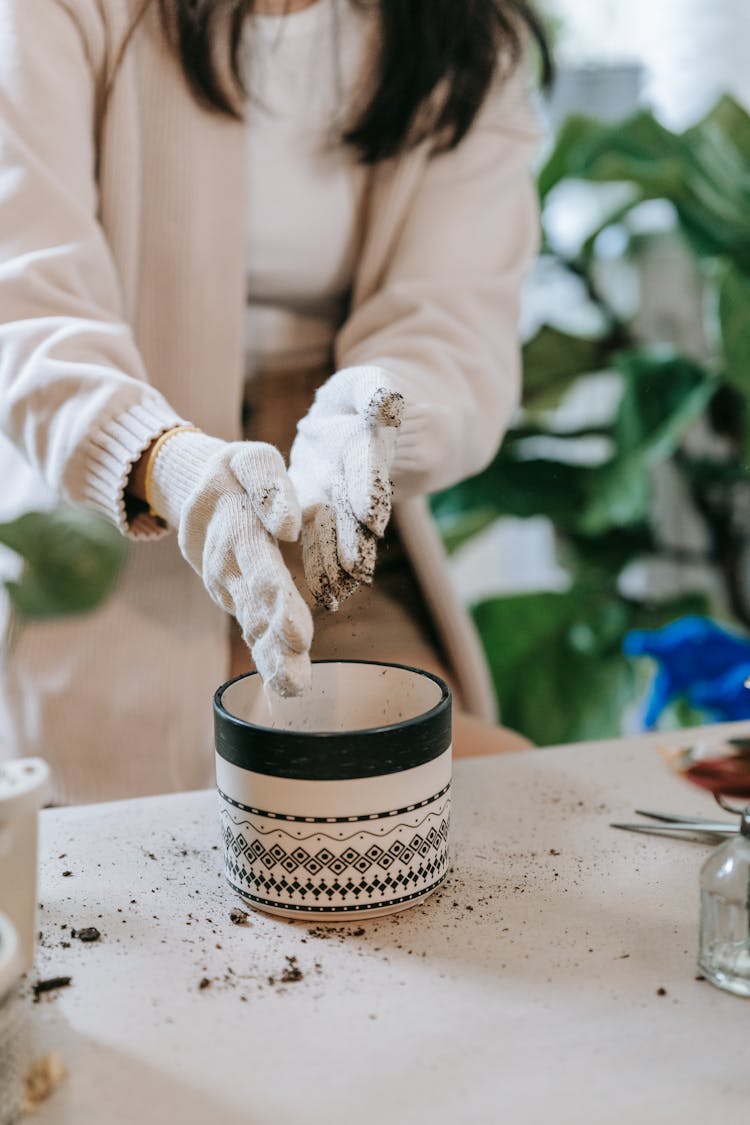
[0,759,49,1125]
[213,660,452,920]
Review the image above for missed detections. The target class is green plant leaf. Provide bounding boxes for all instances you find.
[472,589,636,744]
[694,95,750,163]
[539,110,685,200]
[564,526,656,583]
[0,508,128,620]
[522,325,607,409]
[577,353,717,534]
[578,198,643,262]
[613,352,716,458]
[473,589,712,745]
[541,100,750,271]
[432,455,592,533]
[719,264,750,403]
[430,507,500,555]
[577,457,651,535]
[538,114,610,198]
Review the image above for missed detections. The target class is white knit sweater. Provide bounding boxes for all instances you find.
[0,0,541,802]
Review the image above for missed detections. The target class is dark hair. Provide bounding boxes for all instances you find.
[157,0,551,162]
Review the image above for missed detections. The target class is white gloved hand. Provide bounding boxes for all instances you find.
[149,430,313,696]
[288,366,404,611]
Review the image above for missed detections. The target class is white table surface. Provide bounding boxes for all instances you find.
[28,725,750,1124]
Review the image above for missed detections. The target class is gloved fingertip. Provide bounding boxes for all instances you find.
[276,594,314,654]
[367,388,404,429]
[346,555,375,587]
[316,569,361,611]
[315,589,339,612]
[334,517,377,586]
[364,500,391,539]
[254,481,302,541]
[266,652,313,699]
[348,471,393,537]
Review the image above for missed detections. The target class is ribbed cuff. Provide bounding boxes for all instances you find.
[148,430,226,527]
[83,397,188,540]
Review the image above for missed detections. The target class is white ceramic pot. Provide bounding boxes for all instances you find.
[214,661,452,920]
[0,912,25,1125]
[0,759,50,1125]
[0,759,49,973]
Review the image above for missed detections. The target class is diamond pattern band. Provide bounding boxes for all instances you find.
[220,788,450,915]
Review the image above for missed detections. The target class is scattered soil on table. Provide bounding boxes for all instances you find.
[72,926,101,943]
[280,956,304,983]
[35,840,484,1007]
[268,956,304,987]
[32,977,72,1002]
[656,987,667,996]
[305,924,370,941]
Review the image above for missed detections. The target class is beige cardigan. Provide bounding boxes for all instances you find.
[0,0,540,802]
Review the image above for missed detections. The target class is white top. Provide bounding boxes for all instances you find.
[27,724,750,1124]
[243,0,369,374]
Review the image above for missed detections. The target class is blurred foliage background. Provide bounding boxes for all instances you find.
[433,95,750,745]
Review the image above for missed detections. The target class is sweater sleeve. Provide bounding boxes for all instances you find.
[335,62,543,499]
[0,0,185,539]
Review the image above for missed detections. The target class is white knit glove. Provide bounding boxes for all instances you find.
[288,366,404,611]
[149,430,313,696]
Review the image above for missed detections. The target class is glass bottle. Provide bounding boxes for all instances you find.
[698,806,750,997]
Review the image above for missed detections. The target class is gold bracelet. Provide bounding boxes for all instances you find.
[143,425,200,518]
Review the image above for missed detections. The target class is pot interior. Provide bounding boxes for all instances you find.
[220,661,444,735]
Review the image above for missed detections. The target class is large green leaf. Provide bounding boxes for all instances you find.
[577,456,651,535]
[0,508,128,620]
[563,525,656,584]
[539,111,683,200]
[578,353,717,533]
[473,589,712,745]
[432,456,591,534]
[435,353,715,543]
[719,264,750,401]
[522,325,607,408]
[472,589,636,744]
[430,507,500,555]
[612,353,710,453]
[538,114,609,198]
[695,95,750,163]
[540,99,750,271]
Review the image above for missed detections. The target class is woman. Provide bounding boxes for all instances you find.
[0,0,547,803]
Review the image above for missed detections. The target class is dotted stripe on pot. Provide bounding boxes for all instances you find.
[217,782,451,823]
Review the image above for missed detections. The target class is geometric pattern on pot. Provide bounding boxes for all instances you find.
[220,789,450,915]
[218,781,450,826]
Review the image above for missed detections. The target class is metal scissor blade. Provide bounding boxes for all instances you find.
[610,821,738,837]
[634,808,737,828]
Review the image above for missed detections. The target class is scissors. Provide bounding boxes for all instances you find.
[610,808,739,839]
